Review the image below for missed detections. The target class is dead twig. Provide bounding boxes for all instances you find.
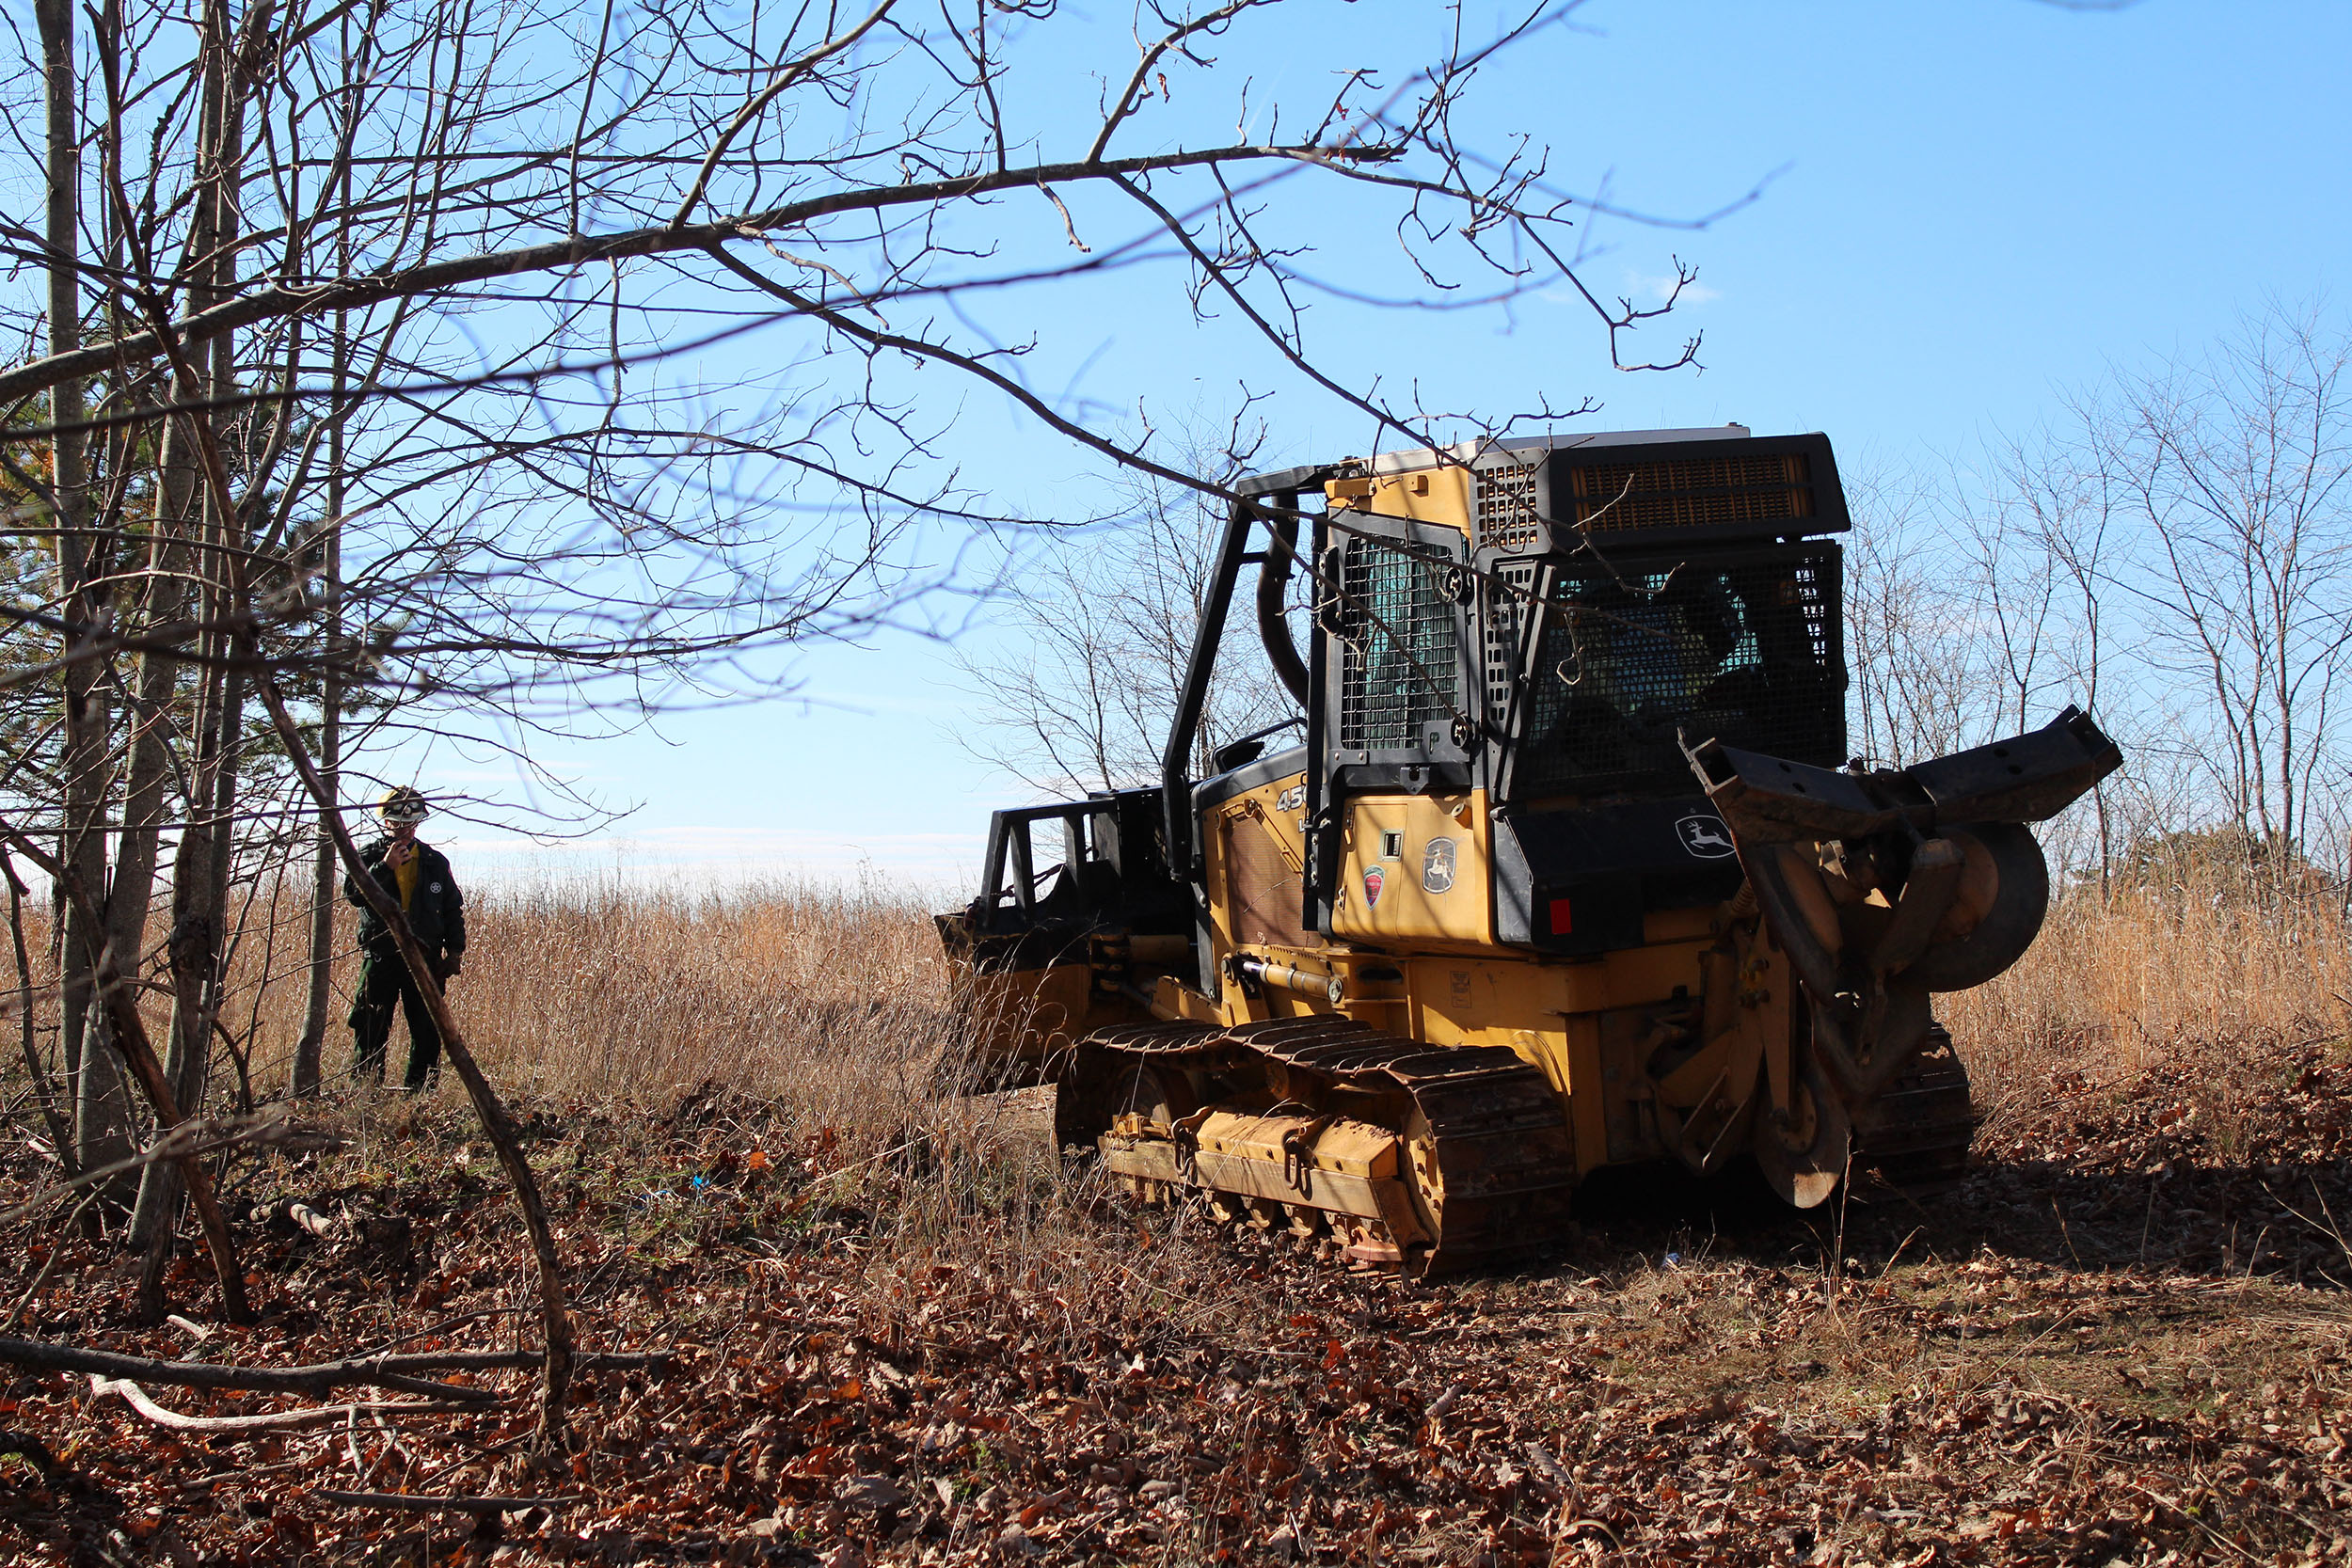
[0,1337,666,1401]
[89,1376,475,1433]
[312,1490,577,1513]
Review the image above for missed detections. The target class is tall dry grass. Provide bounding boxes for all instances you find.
[23,864,2348,1187]
[1943,879,2352,1129]
[11,874,968,1169]
[191,874,953,1097]
[186,873,1073,1270]
[188,875,974,1171]
[458,875,952,1104]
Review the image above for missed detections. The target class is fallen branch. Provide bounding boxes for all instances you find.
[89,1376,474,1433]
[312,1490,577,1513]
[288,1201,340,1239]
[255,673,577,1448]
[0,1338,666,1401]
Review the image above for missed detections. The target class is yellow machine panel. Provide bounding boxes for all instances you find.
[1327,466,1473,530]
[1331,792,1493,949]
[1201,774,1316,954]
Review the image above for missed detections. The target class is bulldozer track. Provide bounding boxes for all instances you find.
[1851,1027,1976,1198]
[1075,1017,1578,1275]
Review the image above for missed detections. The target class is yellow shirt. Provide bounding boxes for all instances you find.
[395,854,420,912]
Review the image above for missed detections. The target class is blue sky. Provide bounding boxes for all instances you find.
[425,0,2352,894]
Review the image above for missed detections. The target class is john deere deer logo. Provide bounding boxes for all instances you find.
[1676,816,1737,860]
[1422,836,1457,894]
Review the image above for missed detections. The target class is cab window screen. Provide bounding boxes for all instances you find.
[1515,546,1843,795]
[1338,537,1460,751]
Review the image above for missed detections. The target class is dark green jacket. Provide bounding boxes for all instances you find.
[345,838,466,957]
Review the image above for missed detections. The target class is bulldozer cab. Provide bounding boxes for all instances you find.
[1269,430,1857,955]
[1498,547,1844,799]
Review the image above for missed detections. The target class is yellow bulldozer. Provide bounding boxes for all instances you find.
[937,426,2120,1275]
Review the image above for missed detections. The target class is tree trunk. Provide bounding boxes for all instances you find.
[293,304,348,1099]
[130,4,248,1253]
[37,0,133,1196]
[292,654,340,1097]
[129,652,231,1254]
[88,0,183,1026]
[101,508,196,1117]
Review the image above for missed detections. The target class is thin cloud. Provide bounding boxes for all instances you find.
[1629,269,1723,306]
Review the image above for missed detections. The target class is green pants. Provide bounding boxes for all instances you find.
[349,947,446,1090]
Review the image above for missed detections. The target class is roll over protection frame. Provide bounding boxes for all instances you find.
[1159,465,1334,877]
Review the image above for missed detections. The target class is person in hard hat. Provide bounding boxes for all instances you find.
[344,786,467,1090]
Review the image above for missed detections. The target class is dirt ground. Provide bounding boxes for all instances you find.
[1,1036,2347,1567]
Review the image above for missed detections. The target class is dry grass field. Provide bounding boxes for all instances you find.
[2,874,2349,1565]
[201,863,2352,1132]
[1947,882,2352,1138]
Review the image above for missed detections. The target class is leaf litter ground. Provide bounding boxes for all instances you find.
[3,1037,2349,1567]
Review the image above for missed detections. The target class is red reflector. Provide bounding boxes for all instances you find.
[1548,897,1573,935]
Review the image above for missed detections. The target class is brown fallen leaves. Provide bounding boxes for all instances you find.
[0,1034,2347,1565]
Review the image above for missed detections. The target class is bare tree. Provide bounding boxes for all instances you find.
[0,0,1718,1439]
[1844,306,2352,893]
[2091,308,2352,871]
[954,410,1302,794]
[1843,467,1999,768]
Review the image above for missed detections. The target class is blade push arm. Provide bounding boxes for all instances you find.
[1685,705,2122,844]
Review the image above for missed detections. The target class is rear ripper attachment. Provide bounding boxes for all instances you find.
[934,425,2122,1272]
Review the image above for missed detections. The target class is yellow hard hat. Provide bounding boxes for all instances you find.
[378,786,429,824]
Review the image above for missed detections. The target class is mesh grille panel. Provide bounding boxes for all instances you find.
[1339,537,1461,751]
[1515,547,1843,796]
[1483,559,1537,723]
[1474,462,1541,550]
[1223,816,1304,944]
[1565,452,1814,534]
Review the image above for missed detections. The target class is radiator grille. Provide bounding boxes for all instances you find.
[1222,815,1304,944]
[1514,546,1843,796]
[1473,461,1542,551]
[1338,537,1461,752]
[1565,452,1814,534]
